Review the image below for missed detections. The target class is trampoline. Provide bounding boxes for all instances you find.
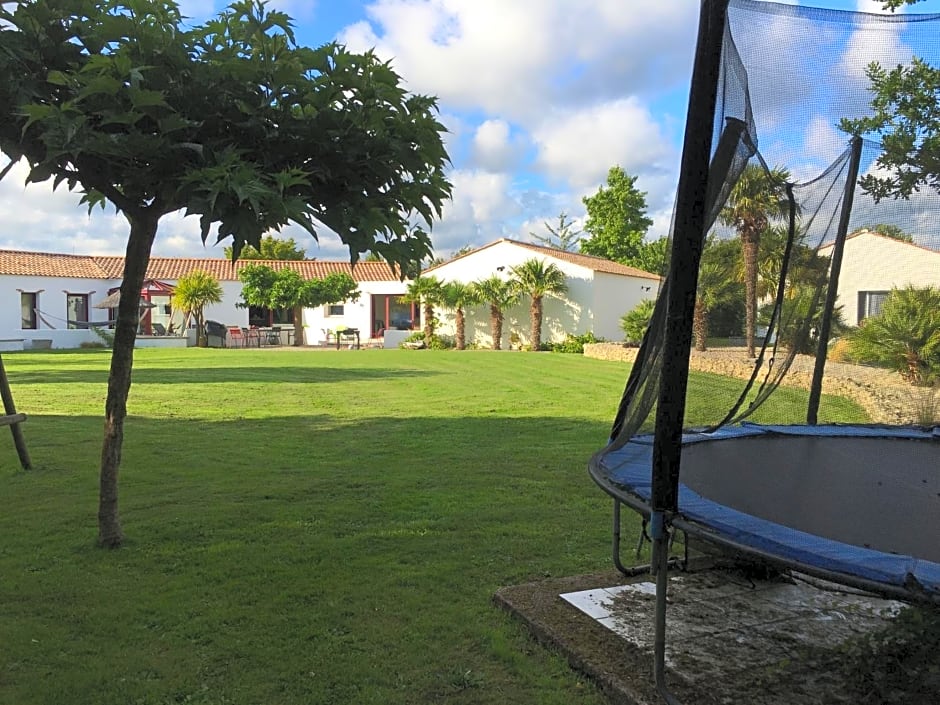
[590,423,940,603]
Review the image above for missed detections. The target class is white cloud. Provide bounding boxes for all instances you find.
[470,120,524,172]
[339,0,697,122]
[532,98,677,198]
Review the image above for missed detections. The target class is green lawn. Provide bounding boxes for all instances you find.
[0,349,867,705]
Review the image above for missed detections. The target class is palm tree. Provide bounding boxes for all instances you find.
[400,275,444,342]
[693,260,740,352]
[719,163,791,357]
[473,275,519,350]
[439,281,480,350]
[510,258,568,350]
[849,285,940,385]
[173,270,223,347]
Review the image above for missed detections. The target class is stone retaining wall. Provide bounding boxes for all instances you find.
[583,343,935,425]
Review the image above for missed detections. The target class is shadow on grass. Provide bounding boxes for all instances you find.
[7,366,437,385]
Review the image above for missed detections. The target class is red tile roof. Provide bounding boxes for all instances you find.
[425,238,662,280]
[0,249,403,282]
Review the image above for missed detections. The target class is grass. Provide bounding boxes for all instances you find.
[0,349,867,705]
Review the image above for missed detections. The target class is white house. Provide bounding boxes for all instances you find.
[424,238,661,348]
[0,249,415,350]
[818,230,940,325]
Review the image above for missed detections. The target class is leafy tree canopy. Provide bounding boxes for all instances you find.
[840,57,940,202]
[858,223,914,243]
[223,235,307,260]
[0,0,451,275]
[238,264,359,312]
[0,0,448,545]
[579,167,653,265]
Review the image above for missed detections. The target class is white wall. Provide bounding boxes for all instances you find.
[830,234,940,324]
[1,274,117,348]
[592,272,657,341]
[429,241,595,348]
[301,280,409,345]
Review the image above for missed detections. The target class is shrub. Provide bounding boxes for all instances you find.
[847,285,940,385]
[621,299,655,345]
[550,332,603,354]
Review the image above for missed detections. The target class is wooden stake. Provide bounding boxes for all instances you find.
[0,353,31,470]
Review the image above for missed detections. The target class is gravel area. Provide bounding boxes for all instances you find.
[583,343,939,425]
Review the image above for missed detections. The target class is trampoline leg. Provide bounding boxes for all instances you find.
[651,512,681,705]
[613,499,653,577]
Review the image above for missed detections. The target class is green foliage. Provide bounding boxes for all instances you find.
[402,331,453,350]
[631,236,670,276]
[530,212,582,252]
[439,280,480,350]
[579,166,653,265]
[820,606,940,705]
[400,275,444,341]
[840,56,940,202]
[620,299,656,345]
[239,264,358,311]
[719,163,792,357]
[759,288,846,355]
[173,270,223,347]
[848,285,940,385]
[550,331,603,354]
[223,235,307,260]
[473,275,519,350]
[511,258,568,350]
[0,0,451,274]
[860,224,913,243]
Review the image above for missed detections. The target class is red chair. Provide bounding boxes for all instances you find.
[227,327,245,348]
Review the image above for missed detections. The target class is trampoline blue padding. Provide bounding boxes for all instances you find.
[590,424,940,601]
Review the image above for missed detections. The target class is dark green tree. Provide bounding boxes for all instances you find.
[620,298,656,346]
[632,236,670,276]
[0,0,450,547]
[579,167,653,265]
[400,276,444,342]
[719,164,791,358]
[848,285,940,385]
[841,57,940,202]
[238,264,359,347]
[693,239,742,352]
[530,212,582,252]
[223,235,307,260]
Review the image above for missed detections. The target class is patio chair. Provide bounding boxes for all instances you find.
[227,326,245,348]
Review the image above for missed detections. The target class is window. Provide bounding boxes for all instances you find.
[248,306,294,327]
[326,304,344,317]
[21,292,37,329]
[858,291,890,324]
[67,293,89,329]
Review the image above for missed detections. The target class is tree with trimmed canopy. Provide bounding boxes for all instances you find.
[0,0,451,547]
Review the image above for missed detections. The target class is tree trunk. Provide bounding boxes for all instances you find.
[423,303,434,341]
[455,307,465,350]
[742,228,760,358]
[693,299,708,352]
[530,296,543,351]
[195,312,206,347]
[99,210,159,548]
[491,305,502,350]
[293,305,304,346]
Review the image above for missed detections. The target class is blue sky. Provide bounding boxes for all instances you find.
[2,0,940,261]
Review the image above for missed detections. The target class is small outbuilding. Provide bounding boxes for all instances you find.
[424,238,661,348]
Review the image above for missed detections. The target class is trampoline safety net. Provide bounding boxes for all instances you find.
[590,0,940,603]
[604,0,940,450]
